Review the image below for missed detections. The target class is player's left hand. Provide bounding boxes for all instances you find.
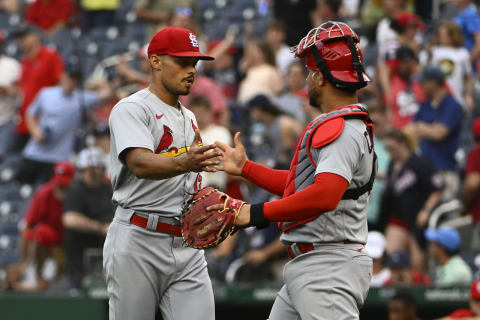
[206,202,251,227]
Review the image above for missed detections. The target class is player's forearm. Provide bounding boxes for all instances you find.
[241,160,289,196]
[127,150,190,180]
[249,173,348,225]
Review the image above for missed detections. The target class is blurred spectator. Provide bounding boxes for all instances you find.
[367,101,391,227]
[188,95,231,190]
[376,0,408,66]
[272,0,317,46]
[365,231,392,288]
[265,20,294,76]
[461,118,480,222]
[6,162,75,291]
[180,75,228,126]
[411,66,463,200]
[380,129,443,271]
[388,291,420,320]
[92,122,110,155]
[428,21,474,111]
[390,12,425,54]
[425,227,472,287]
[206,39,238,104]
[385,251,430,286]
[25,0,76,36]
[0,32,21,162]
[14,24,64,152]
[15,65,112,185]
[273,61,307,123]
[214,224,284,282]
[238,41,283,104]
[454,0,480,62]
[386,46,424,128]
[79,0,120,30]
[378,11,425,105]
[438,279,480,319]
[63,147,113,289]
[115,46,151,88]
[134,1,194,41]
[247,94,302,168]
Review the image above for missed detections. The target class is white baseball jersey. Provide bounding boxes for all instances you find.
[108,88,202,217]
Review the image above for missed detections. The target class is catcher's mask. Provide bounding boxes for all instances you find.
[292,21,370,92]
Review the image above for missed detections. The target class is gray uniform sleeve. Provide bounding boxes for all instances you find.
[109,102,155,160]
[313,124,364,183]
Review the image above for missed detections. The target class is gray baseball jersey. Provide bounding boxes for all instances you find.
[281,118,374,245]
[104,88,214,320]
[108,88,202,217]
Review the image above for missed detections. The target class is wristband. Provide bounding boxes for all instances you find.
[250,203,270,229]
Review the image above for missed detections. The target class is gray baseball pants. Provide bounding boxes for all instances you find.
[103,208,215,320]
[268,243,372,320]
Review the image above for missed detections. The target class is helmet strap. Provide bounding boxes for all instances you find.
[345,36,367,87]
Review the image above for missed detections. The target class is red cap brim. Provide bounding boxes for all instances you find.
[168,51,215,60]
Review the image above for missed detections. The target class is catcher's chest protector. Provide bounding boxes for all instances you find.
[281,105,376,232]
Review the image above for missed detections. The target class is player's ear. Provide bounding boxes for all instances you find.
[149,54,162,71]
[314,71,326,88]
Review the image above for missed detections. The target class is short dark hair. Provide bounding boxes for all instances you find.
[189,95,211,109]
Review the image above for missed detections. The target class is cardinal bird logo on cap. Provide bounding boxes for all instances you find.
[155,125,175,154]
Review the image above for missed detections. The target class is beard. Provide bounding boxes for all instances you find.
[162,77,191,96]
[308,88,320,109]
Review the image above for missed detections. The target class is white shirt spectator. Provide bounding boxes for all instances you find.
[430,46,472,108]
[0,54,21,125]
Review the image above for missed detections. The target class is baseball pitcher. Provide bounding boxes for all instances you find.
[103,27,219,320]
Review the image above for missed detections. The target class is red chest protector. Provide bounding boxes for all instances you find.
[280,105,377,232]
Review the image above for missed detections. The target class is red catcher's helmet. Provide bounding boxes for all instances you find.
[293,21,371,91]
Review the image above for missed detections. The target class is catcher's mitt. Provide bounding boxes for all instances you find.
[181,187,245,249]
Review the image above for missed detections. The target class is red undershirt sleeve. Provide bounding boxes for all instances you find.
[241,160,289,196]
[253,173,348,223]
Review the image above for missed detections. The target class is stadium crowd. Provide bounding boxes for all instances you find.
[1,0,480,317]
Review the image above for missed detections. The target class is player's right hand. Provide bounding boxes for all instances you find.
[183,130,220,173]
[214,132,248,176]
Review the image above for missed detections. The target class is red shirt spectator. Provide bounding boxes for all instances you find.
[386,46,425,128]
[25,0,75,32]
[18,46,63,134]
[24,162,75,246]
[390,74,424,128]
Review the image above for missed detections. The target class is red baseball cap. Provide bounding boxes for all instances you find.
[147,27,214,60]
[471,280,480,299]
[52,162,75,186]
[473,118,480,138]
[395,12,426,30]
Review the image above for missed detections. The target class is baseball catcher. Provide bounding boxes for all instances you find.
[195,21,376,320]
